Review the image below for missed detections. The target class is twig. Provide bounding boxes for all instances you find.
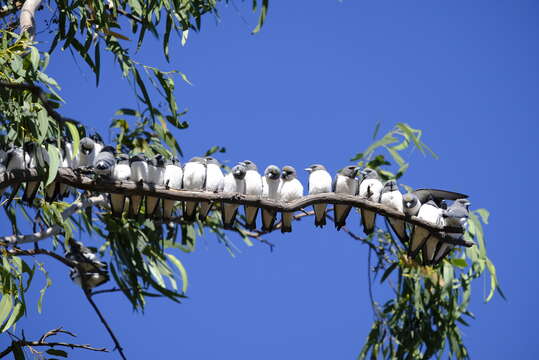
[83,290,128,360]
[0,327,107,358]
[5,247,76,267]
[0,195,106,245]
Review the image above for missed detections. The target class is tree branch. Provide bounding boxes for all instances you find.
[83,289,128,360]
[0,194,106,245]
[0,327,107,358]
[19,0,41,39]
[5,247,77,267]
[0,168,470,244]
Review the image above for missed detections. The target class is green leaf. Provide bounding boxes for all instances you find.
[251,0,269,34]
[65,122,80,158]
[45,144,60,186]
[37,109,49,144]
[451,258,467,268]
[46,349,68,357]
[0,295,13,326]
[380,262,398,283]
[485,258,498,302]
[1,302,23,332]
[36,261,51,313]
[30,46,40,71]
[475,209,490,224]
[166,253,188,294]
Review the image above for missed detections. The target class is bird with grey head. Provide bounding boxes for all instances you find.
[305,164,332,228]
[182,157,207,222]
[128,153,148,217]
[261,165,281,231]
[240,160,263,230]
[358,168,383,235]
[278,166,304,233]
[221,163,247,229]
[162,158,183,221]
[380,179,407,244]
[145,154,166,218]
[198,157,225,221]
[432,198,471,265]
[333,165,360,230]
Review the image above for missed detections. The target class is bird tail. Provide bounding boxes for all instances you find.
[146,196,160,218]
[313,203,327,228]
[183,201,198,222]
[109,193,126,218]
[281,212,293,233]
[408,226,429,258]
[422,236,440,265]
[222,203,238,229]
[433,242,454,265]
[22,181,40,204]
[4,183,21,208]
[360,209,377,235]
[198,201,212,221]
[128,195,143,217]
[333,204,352,230]
[163,199,177,221]
[45,182,60,203]
[387,217,408,245]
[244,205,259,230]
[262,208,277,232]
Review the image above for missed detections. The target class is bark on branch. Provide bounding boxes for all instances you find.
[0,168,473,246]
[19,0,41,39]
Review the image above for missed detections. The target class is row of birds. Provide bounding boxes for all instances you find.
[0,136,471,266]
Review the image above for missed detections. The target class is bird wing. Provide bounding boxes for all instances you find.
[414,188,468,205]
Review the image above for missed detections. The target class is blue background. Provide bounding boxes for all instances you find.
[4,0,539,358]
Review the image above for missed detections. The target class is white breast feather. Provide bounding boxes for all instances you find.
[381,190,403,212]
[309,171,332,194]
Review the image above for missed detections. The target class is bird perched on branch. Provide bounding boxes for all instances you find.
[93,146,115,177]
[129,153,148,217]
[432,198,471,264]
[358,168,383,235]
[182,156,206,222]
[333,165,360,230]
[222,164,246,229]
[409,199,443,258]
[305,164,332,228]
[380,180,406,244]
[261,165,281,231]
[163,158,183,221]
[241,160,263,230]
[78,136,103,168]
[278,166,303,233]
[109,154,131,217]
[4,146,29,207]
[403,189,468,216]
[199,157,224,221]
[146,154,166,218]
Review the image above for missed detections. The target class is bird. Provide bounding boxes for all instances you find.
[22,142,49,204]
[332,165,359,230]
[69,268,109,289]
[380,180,407,244]
[58,140,79,199]
[65,240,108,273]
[109,154,131,217]
[4,146,29,207]
[199,157,224,221]
[0,148,7,173]
[305,164,332,227]
[145,154,166,218]
[221,164,246,229]
[241,160,263,230]
[261,165,281,231]
[358,168,383,235]
[409,199,443,259]
[93,146,116,177]
[278,166,303,233]
[433,199,471,264]
[162,157,183,221]
[78,136,103,168]
[403,189,469,216]
[182,156,206,222]
[129,153,148,217]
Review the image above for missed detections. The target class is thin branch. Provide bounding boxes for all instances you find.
[0,194,106,245]
[83,290,128,360]
[0,81,80,125]
[5,247,76,267]
[0,327,107,358]
[0,1,24,18]
[19,0,41,39]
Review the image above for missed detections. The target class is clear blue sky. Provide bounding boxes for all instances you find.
[5,0,539,358]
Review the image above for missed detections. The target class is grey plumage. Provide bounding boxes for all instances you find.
[93,146,115,177]
[79,136,103,168]
[261,165,281,231]
[431,199,471,265]
[305,164,332,227]
[65,240,109,289]
[332,165,360,230]
[4,146,28,207]
[241,160,263,230]
[409,200,443,259]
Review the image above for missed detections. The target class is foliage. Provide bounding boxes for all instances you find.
[0,1,502,359]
